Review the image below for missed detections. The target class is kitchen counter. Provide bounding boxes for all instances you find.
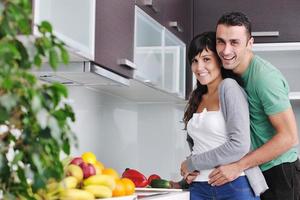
[137,191,190,200]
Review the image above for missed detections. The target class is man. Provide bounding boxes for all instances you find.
[208,12,300,199]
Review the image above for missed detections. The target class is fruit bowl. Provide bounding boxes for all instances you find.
[96,194,137,200]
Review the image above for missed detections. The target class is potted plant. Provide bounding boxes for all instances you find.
[0,0,76,199]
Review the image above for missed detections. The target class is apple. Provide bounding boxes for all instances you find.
[70,157,84,166]
[66,164,84,182]
[79,162,96,179]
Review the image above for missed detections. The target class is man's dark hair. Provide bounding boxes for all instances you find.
[217,12,252,37]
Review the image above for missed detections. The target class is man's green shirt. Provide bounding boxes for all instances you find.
[242,55,298,171]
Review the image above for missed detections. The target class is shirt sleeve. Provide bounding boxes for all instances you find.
[256,71,291,115]
[186,79,251,171]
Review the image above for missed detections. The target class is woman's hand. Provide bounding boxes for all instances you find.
[180,160,190,177]
[180,160,200,184]
[185,171,199,184]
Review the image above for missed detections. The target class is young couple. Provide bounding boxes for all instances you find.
[179,12,300,200]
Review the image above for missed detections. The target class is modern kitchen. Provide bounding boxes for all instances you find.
[1,0,300,199]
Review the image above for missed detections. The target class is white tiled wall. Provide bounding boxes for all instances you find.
[67,86,190,181]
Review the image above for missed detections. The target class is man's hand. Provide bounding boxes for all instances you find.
[208,162,242,186]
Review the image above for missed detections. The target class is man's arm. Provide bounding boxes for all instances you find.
[208,107,298,186]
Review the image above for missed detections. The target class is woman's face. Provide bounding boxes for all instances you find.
[191,48,222,85]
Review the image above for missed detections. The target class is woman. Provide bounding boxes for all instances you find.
[180,32,264,200]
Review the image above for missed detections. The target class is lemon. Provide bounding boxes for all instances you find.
[81,152,97,164]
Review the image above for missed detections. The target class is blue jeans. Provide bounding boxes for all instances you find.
[190,176,260,200]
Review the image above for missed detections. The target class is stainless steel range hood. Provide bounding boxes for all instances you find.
[32,61,130,86]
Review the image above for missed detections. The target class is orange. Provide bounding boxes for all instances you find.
[121,178,135,195]
[102,168,119,180]
[93,161,105,174]
[81,152,97,164]
[112,179,126,197]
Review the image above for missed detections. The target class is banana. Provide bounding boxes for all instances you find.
[83,174,116,190]
[60,188,95,200]
[83,185,112,198]
[60,176,78,189]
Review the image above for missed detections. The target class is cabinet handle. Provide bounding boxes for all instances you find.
[169,21,183,33]
[143,79,158,87]
[140,0,159,13]
[117,58,136,70]
[251,31,279,37]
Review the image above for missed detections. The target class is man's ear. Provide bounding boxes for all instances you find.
[247,37,254,48]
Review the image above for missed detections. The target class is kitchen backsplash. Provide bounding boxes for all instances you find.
[67,86,189,181]
[67,84,300,181]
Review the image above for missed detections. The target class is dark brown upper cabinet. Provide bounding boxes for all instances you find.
[161,0,192,44]
[193,0,300,43]
[95,0,135,78]
[135,0,164,25]
[136,0,192,44]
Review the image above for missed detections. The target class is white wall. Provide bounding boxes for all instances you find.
[67,86,189,181]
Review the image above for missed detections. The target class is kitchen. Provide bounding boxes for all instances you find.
[1,0,300,199]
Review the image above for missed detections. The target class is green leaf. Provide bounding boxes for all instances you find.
[49,48,59,69]
[0,41,21,60]
[32,174,46,192]
[0,106,10,122]
[60,47,69,64]
[51,83,68,97]
[33,55,42,67]
[2,77,13,89]
[18,18,31,34]
[15,40,31,69]
[12,151,24,165]
[38,21,53,34]
[62,139,70,155]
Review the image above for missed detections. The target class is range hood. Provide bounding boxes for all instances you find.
[32,61,130,86]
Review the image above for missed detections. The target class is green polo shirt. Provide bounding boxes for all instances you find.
[242,55,298,171]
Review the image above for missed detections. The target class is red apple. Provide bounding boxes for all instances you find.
[79,162,96,179]
[70,157,84,166]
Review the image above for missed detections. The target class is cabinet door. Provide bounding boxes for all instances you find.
[135,0,163,24]
[33,0,95,59]
[161,0,192,44]
[95,0,135,78]
[193,0,300,43]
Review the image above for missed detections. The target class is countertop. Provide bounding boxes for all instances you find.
[137,191,190,200]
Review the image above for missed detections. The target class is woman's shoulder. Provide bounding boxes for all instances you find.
[219,78,246,98]
[220,78,241,89]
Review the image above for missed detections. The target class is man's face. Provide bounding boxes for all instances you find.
[216,24,253,72]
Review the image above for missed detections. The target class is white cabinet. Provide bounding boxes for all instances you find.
[134,6,186,98]
[33,0,95,60]
[253,43,300,100]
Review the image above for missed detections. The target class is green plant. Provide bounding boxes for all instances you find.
[0,0,76,199]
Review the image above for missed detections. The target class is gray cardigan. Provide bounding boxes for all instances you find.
[186,78,268,196]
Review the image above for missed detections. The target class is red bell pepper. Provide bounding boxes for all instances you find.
[122,168,148,187]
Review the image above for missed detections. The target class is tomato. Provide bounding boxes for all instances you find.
[148,174,161,185]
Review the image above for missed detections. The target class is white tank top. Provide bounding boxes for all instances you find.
[187,108,244,181]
